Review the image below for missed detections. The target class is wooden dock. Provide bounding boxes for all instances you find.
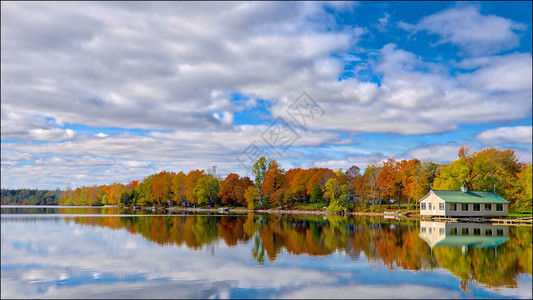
[431,217,459,222]
[384,210,400,219]
[492,218,532,225]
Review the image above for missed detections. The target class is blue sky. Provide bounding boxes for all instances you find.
[1,1,532,189]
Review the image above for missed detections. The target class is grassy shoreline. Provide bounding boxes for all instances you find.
[3,204,531,223]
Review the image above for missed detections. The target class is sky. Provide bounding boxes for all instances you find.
[1,1,532,189]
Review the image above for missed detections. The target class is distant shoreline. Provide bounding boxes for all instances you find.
[3,205,531,225]
[166,206,407,217]
[0,203,414,217]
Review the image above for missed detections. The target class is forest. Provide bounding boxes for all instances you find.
[57,146,532,212]
[1,189,62,205]
[3,146,532,212]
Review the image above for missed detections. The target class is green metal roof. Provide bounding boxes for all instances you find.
[432,190,509,203]
[434,236,509,249]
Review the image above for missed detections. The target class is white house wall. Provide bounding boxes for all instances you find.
[419,192,446,216]
[419,191,508,217]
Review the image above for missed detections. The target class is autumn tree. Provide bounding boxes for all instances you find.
[514,164,532,211]
[194,175,219,207]
[323,176,347,208]
[218,173,254,207]
[184,169,206,206]
[261,161,285,207]
[433,147,523,202]
[306,168,335,197]
[170,172,186,205]
[282,168,314,205]
[378,158,400,208]
[151,171,174,207]
[410,161,439,201]
[310,185,323,208]
[251,156,274,203]
[219,173,240,206]
[244,185,259,209]
[236,177,254,206]
[363,163,381,204]
[135,173,158,206]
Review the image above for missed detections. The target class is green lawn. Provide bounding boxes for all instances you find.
[297,201,328,210]
[508,210,533,218]
[295,202,418,212]
[371,203,415,210]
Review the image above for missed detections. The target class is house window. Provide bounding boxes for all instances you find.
[450,227,458,235]
[439,228,444,235]
[473,228,481,236]
[462,228,469,235]
[485,229,493,236]
[485,204,492,211]
[439,203,444,210]
[421,227,426,233]
[497,229,504,236]
[450,203,457,211]
[428,203,432,210]
[428,227,432,234]
[496,204,503,211]
[462,204,469,211]
[421,203,426,210]
[473,204,480,211]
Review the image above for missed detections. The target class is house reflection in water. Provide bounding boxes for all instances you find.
[419,221,509,255]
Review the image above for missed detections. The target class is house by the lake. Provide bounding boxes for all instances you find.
[418,186,509,217]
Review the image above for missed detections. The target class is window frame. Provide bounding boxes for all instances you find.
[461,203,469,211]
[496,204,504,211]
[450,203,457,211]
[485,204,492,211]
[473,203,480,211]
[439,203,444,210]
[421,203,426,210]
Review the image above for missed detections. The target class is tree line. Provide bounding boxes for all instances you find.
[1,189,62,205]
[52,146,531,212]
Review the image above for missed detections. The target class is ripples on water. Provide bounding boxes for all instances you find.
[1,206,531,299]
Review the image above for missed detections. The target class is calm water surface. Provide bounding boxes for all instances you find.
[1,206,531,299]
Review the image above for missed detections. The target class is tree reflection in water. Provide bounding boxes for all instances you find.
[62,210,532,292]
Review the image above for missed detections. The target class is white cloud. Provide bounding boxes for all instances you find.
[1,125,352,188]
[1,2,355,132]
[458,53,532,93]
[280,283,463,299]
[1,153,156,189]
[401,144,465,164]
[0,111,76,142]
[270,45,532,135]
[1,2,531,188]
[377,12,390,32]
[475,126,533,144]
[398,5,527,55]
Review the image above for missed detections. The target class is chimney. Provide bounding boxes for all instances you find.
[461,185,467,193]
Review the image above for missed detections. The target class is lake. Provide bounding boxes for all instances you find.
[1,206,531,299]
